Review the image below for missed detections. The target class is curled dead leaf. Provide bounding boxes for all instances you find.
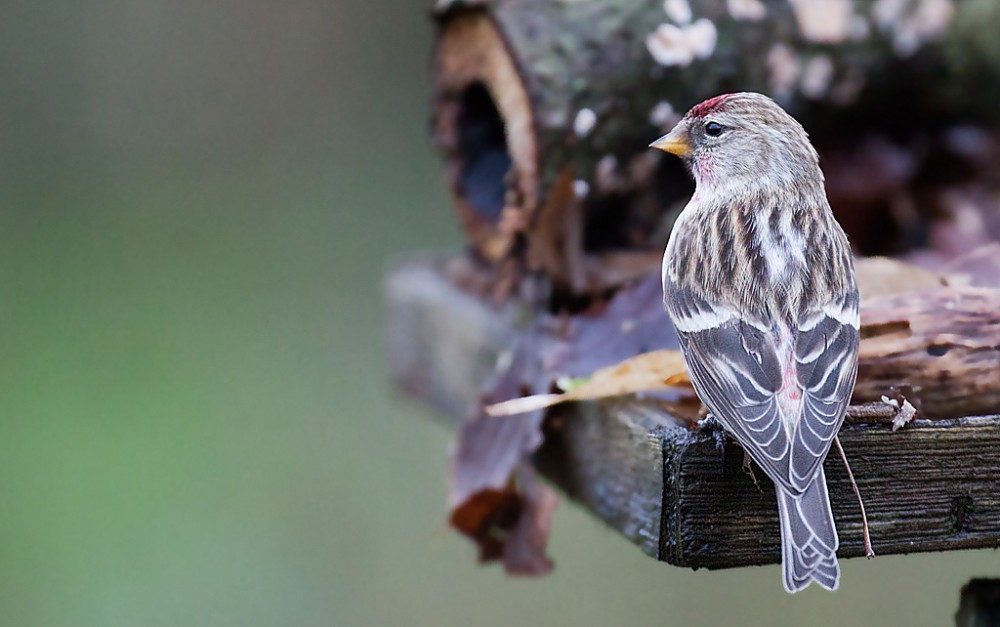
[450,274,683,576]
[486,349,692,417]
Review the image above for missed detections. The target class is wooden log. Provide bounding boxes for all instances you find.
[856,287,1000,418]
[387,256,1000,568]
[431,0,1000,290]
[390,256,1000,423]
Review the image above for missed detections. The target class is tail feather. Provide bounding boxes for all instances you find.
[776,467,840,592]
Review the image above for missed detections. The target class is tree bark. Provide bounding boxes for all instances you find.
[432,0,1000,291]
[856,287,1000,419]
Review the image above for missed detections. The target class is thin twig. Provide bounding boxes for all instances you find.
[845,403,897,421]
[834,435,875,559]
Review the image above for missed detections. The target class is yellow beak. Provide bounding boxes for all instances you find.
[649,129,691,156]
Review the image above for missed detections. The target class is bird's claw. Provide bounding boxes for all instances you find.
[697,413,720,431]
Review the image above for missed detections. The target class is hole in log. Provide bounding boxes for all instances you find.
[456,83,511,223]
[954,495,974,532]
[927,343,950,357]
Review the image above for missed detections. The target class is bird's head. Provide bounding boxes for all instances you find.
[650,92,822,195]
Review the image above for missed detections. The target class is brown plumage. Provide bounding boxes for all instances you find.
[651,92,860,592]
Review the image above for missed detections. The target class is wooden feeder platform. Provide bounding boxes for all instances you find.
[387,256,1000,569]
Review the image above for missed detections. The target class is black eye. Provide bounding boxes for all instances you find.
[705,121,724,137]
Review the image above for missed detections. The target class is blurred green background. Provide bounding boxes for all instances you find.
[0,2,995,626]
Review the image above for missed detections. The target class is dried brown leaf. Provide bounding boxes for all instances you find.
[499,469,557,576]
[449,274,684,576]
[486,349,691,417]
[449,345,551,575]
[449,487,522,563]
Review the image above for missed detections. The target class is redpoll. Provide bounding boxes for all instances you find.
[651,92,860,592]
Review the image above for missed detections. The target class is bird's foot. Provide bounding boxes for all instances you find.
[697,413,728,451]
[696,412,720,432]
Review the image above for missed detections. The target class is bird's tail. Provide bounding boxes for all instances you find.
[776,467,840,592]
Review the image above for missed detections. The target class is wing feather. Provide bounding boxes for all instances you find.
[667,284,794,483]
[667,282,859,495]
[790,294,860,490]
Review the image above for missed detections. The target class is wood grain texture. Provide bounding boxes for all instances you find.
[387,257,1000,568]
[659,415,1000,568]
[536,399,679,558]
[856,287,1000,419]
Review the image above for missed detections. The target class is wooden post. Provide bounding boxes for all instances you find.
[957,579,1000,627]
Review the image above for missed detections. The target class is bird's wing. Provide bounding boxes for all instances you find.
[788,292,860,492]
[665,282,794,488]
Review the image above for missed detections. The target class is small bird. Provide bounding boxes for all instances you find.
[650,92,860,592]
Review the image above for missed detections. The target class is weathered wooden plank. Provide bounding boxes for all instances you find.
[534,400,1000,568]
[660,415,1000,568]
[386,256,1000,568]
[536,400,678,558]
